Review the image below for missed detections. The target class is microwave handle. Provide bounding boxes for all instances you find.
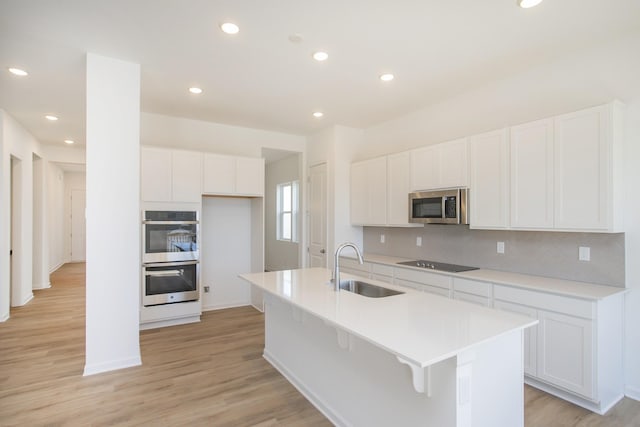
[442,196,447,219]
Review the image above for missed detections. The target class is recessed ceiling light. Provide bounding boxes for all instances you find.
[64,139,74,145]
[518,0,543,8]
[380,73,394,82]
[45,115,59,121]
[313,51,329,62]
[313,111,324,118]
[220,22,239,35]
[8,67,28,76]
[189,87,203,94]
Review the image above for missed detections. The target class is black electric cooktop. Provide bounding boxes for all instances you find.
[396,260,478,273]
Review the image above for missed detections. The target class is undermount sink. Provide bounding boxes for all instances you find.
[339,280,404,298]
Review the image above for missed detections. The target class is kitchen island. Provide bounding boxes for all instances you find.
[240,268,537,427]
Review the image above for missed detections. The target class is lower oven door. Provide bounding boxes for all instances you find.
[143,261,199,306]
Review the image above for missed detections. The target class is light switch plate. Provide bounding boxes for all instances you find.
[380,234,385,244]
[416,236,422,247]
[497,241,505,254]
[579,246,591,261]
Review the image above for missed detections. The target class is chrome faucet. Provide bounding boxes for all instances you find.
[333,242,364,291]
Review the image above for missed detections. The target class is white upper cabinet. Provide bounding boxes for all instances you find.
[510,119,554,229]
[469,129,510,229]
[172,150,204,202]
[553,103,623,231]
[141,147,202,203]
[387,152,417,226]
[410,138,468,191]
[350,157,387,225]
[203,153,264,196]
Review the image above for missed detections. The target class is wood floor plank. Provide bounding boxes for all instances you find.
[1,262,638,426]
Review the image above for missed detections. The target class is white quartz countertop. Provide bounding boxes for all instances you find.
[344,253,625,300]
[240,268,537,369]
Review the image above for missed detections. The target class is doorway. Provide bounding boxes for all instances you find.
[10,156,22,307]
[308,163,327,268]
[70,189,86,262]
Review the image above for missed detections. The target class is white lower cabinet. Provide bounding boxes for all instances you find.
[493,300,538,377]
[537,310,594,398]
[453,291,490,307]
[339,258,372,279]
[393,268,452,298]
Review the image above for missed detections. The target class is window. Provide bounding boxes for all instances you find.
[277,181,299,242]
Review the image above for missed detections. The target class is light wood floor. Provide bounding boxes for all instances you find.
[1,263,639,426]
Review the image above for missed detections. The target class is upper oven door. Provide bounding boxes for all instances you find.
[143,211,199,263]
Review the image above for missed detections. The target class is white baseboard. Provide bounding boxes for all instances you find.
[251,303,264,313]
[263,349,348,427]
[201,301,250,312]
[139,315,200,330]
[49,262,64,274]
[0,313,9,322]
[18,293,34,306]
[525,377,623,415]
[83,356,142,376]
[625,385,640,402]
[32,282,51,290]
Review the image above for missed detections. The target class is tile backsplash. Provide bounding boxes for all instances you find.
[363,226,625,287]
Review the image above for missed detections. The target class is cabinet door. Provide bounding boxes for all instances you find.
[537,310,594,398]
[493,300,538,377]
[367,157,388,225]
[350,161,369,224]
[387,152,416,226]
[203,153,235,194]
[438,138,469,188]
[410,145,438,191]
[469,129,510,229]
[452,291,489,307]
[510,119,554,229]
[172,150,203,202]
[236,157,264,196]
[141,147,172,202]
[554,105,609,230]
[350,157,387,225]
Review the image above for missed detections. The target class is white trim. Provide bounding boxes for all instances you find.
[0,313,9,322]
[49,262,64,274]
[32,282,51,290]
[263,349,351,427]
[139,315,200,330]
[18,293,34,306]
[201,302,250,312]
[83,356,142,376]
[525,377,624,415]
[625,385,640,402]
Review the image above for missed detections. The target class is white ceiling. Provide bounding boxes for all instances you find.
[1,0,639,148]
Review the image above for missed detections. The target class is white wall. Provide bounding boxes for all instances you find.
[0,109,50,320]
[265,154,301,271]
[84,53,141,375]
[63,172,86,262]
[141,112,306,156]
[306,125,365,269]
[200,197,253,310]
[360,32,640,400]
[47,163,65,272]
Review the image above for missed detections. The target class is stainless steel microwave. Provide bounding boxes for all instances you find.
[408,188,469,224]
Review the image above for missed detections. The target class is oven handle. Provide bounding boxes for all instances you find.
[143,220,198,225]
[145,269,183,277]
[143,261,199,268]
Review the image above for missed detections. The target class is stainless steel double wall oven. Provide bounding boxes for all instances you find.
[142,210,199,306]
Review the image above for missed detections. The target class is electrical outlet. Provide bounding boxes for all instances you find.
[497,241,505,254]
[204,286,210,293]
[416,236,422,247]
[579,246,591,261]
[380,234,385,244]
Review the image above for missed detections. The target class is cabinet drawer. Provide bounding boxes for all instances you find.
[371,273,393,284]
[340,268,370,279]
[453,291,490,307]
[453,278,491,297]
[394,268,452,289]
[494,285,594,319]
[340,258,371,273]
[394,278,450,298]
[371,263,394,277]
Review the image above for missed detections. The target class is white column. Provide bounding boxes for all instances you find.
[84,53,141,375]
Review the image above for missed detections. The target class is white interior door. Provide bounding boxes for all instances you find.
[308,163,327,268]
[71,189,86,262]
